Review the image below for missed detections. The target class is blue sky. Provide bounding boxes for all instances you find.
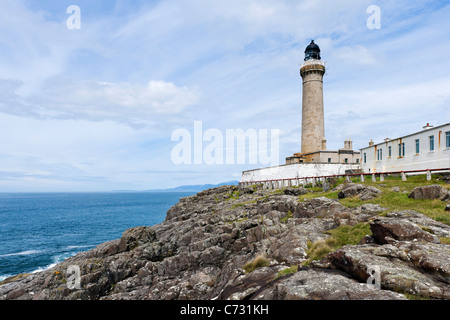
[0,0,449,192]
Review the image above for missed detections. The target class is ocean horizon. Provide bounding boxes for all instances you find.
[0,191,196,281]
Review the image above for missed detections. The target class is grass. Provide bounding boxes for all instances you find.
[280,210,293,223]
[303,222,372,265]
[296,174,450,225]
[227,190,240,200]
[231,199,257,209]
[243,255,270,273]
[276,265,299,278]
[0,273,31,286]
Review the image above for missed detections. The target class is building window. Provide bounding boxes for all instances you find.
[356,158,359,163]
[328,158,331,163]
[364,153,366,163]
[377,149,382,161]
[429,135,434,151]
[446,131,450,148]
[398,143,405,157]
[388,146,391,157]
[415,139,420,154]
[345,158,348,163]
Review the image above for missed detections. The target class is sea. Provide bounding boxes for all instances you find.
[0,191,196,282]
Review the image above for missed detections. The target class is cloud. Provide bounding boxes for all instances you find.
[333,45,377,65]
[0,78,200,128]
[0,0,449,191]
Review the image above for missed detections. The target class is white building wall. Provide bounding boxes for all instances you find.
[360,123,450,173]
[241,162,360,182]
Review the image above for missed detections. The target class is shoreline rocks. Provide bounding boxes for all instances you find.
[1,184,449,300]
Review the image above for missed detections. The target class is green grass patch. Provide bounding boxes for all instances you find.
[0,273,31,286]
[276,265,298,278]
[243,255,270,273]
[231,199,257,209]
[297,174,450,225]
[303,222,372,265]
[366,191,449,225]
[403,292,433,300]
[226,190,240,200]
[280,210,293,223]
[363,174,449,190]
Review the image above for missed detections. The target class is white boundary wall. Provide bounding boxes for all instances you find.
[241,163,360,182]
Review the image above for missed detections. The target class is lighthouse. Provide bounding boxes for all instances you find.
[300,40,326,156]
[285,40,359,165]
[243,39,362,184]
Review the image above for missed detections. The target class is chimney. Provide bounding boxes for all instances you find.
[423,123,433,130]
[369,139,374,147]
[343,138,352,150]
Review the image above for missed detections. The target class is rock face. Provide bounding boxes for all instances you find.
[408,184,450,201]
[370,216,440,244]
[0,184,449,301]
[338,183,381,200]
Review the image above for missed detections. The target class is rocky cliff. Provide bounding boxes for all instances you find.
[1,182,449,300]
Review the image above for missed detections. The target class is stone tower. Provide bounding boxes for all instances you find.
[300,40,326,155]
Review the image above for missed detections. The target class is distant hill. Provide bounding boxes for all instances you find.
[145,180,240,192]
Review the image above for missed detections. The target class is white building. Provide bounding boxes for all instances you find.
[360,123,450,173]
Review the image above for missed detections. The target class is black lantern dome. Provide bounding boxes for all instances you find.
[304,40,321,61]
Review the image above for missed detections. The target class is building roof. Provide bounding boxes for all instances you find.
[360,122,450,150]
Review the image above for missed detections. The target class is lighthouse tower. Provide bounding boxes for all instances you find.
[300,40,326,157]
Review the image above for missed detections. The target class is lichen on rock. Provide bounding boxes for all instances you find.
[1,183,449,301]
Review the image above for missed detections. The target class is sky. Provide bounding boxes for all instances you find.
[0,0,449,192]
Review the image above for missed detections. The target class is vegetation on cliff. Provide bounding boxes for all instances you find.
[0,173,449,300]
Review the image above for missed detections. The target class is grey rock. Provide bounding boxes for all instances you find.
[338,183,381,200]
[408,184,449,201]
[1,184,449,301]
[283,187,308,196]
[385,210,450,238]
[327,242,450,299]
[252,268,406,300]
[370,216,440,244]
